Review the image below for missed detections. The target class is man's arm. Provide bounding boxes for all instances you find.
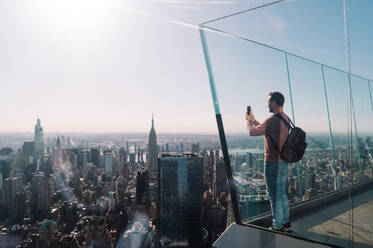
[245,111,265,136]
[252,120,260,126]
[247,120,266,136]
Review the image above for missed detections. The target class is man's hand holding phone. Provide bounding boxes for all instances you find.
[245,106,255,122]
[245,106,258,134]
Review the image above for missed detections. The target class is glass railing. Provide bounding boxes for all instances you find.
[200,0,373,247]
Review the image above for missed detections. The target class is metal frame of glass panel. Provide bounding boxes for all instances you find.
[369,80,373,111]
[199,29,242,224]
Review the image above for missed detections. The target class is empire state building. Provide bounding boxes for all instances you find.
[147,116,158,219]
[148,115,158,180]
[34,118,45,155]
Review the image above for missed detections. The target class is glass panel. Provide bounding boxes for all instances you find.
[319,66,356,247]
[286,54,337,198]
[349,2,373,247]
[283,56,350,248]
[348,0,373,80]
[200,1,373,247]
[207,0,347,72]
[202,29,292,222]
[202,25,362,244]
[323,67,352,190]
[350,74,373,248]
[350,75,373,182]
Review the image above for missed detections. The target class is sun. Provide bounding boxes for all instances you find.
[44,0,107,33]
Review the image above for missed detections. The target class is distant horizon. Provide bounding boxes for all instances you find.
[1,131,372,136]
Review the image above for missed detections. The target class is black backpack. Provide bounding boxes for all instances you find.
[266,114,307,163]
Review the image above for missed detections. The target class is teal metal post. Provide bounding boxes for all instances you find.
[368,80,373,111]
[199,27,241,225]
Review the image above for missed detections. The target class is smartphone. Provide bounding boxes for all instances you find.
[247,106,251,115]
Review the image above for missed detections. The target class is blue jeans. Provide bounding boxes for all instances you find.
[264,162,290,229]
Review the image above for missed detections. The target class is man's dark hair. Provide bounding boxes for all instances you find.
[269,92,285,107]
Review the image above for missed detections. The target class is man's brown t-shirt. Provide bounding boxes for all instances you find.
[249,113,290,162]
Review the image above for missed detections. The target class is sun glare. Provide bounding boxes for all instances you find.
[44,0,106,33]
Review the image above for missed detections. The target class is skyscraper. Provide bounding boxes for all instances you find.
[147,115,158,220]
[0,172,2,191]
[148,115,157,180]
[104,150,113,180]
[136,170,149,215]
[180,143,184,153]
[31,172,51,211]
[78,150,88,173]
[215,159,227,197]
[191,143,200,154]
[23,142,35,165]
[126,141,129,154]
[90,148,100,167]
[119,147,128,176]
[129,153,135,166]
[34,118,45,155]
[158,154,203,247]
[119,147,127,164]
[56,136,61,149]
[14,148,24,173]
[3,176,23,207]
[53,136,63,168]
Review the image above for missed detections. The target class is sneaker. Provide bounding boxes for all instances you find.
[269,226,284,232]
[283,222,292,233]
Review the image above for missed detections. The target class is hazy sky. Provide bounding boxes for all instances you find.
[0,0,372,134]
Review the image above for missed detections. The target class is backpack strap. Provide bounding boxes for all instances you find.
[265,113,292,154]
[266,132,280,153]
[274,113,293,129]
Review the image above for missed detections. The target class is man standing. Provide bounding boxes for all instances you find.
[245,91,291,232]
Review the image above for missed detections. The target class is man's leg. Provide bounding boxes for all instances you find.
[265,162,283,230]
[279,162,290,228]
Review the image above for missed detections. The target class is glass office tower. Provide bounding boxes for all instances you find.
[158,154,203,247]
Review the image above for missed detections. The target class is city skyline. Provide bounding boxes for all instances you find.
[0,101,372,247]
[1,116,372,135]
